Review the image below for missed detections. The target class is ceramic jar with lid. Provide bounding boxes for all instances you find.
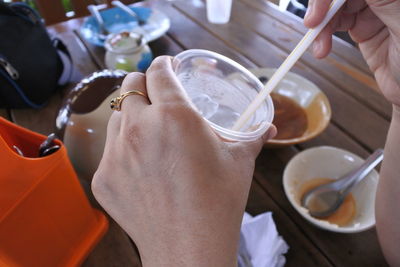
[105,31,152,72]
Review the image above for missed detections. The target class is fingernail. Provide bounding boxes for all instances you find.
[304,7,312,20]
[262,125,277,142]
[313,40,322,57]
[261,132,270,143]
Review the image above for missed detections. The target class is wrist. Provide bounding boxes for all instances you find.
[138,238,238,267]
[393,105,400,119]
[135,223,240,267]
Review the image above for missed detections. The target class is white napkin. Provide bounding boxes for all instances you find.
[238,212,289,267]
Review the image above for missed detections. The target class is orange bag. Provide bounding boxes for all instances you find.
[0,117,108,266]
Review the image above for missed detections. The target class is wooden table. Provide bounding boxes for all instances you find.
[2,0,390,266]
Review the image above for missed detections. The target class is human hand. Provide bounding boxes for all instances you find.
[92,56,276,266]
[304,0,400,107]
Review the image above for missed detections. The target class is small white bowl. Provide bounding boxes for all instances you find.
[283,146,379,233]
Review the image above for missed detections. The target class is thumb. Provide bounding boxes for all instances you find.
[231,125,277,158]
[367,0,400,36]
[261,124,277,144]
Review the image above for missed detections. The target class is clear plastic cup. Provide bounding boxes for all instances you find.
[206,0,233,24]
[173,49,274,142]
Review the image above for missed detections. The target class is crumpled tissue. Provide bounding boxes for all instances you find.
[238,212,289,267]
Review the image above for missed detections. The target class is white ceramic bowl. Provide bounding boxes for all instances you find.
[283,146,379,233]
[63,90,119,180]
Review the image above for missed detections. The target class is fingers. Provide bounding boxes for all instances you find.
[348,6,385,43]
[304,0,338,59]
[103,74,145,144]
[342,0,367,13]
[310,5,386,57]
[306,0,400,61]
[115,72,150,133]
[230,125,277,159]
[366,0,400,37]
[304,0,359,59]
[304,0,332,28]
[119,72,150,110]
[263,124,278,143]
[313,25,333,58]
[310,10,354,58]
[334,12,356,31]
[358,26,390,72]
[145,56,190,105]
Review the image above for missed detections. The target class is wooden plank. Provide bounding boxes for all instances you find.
[74,29,106,69]
[148,35,184,57]
[35,0,67,25]
[298,123,370,158]
[229,0,391,120]
[173,2,389,152]
[0,109,10,121]
[248,180,333,266]
[70,0,91,18]
[161,4,256,68]
[9,93,63,135]
[253,147,387,266]
[47,17,86,35]
[239,0,372,75]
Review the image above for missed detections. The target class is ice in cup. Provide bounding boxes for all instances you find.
[173,49,274,142]
[206,0,233,24]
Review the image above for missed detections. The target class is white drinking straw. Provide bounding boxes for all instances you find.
[232,0,346,131]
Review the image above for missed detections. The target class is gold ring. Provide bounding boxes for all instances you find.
[110,90,148,111]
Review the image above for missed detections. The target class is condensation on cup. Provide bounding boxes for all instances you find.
[173,49,274,142]
[206,0,233,24]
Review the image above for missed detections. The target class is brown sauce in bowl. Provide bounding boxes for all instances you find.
[299,177,356,226]
[271,92,308,140]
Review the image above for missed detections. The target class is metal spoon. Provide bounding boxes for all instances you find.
[87,5,109,41]
[39,133,57,156]
[40,145,60,157]
[111,0,146,25]
[38,133,62,157]
[13,145,24,157]
[301,149,384,218]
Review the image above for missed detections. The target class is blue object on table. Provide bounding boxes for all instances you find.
[137,52,153,72]
[80,6,170,47]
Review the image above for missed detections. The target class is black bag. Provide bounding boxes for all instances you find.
[0,2,71,109]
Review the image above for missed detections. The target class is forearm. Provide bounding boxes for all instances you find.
[376,105,400,266]
[129,187,245,267]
